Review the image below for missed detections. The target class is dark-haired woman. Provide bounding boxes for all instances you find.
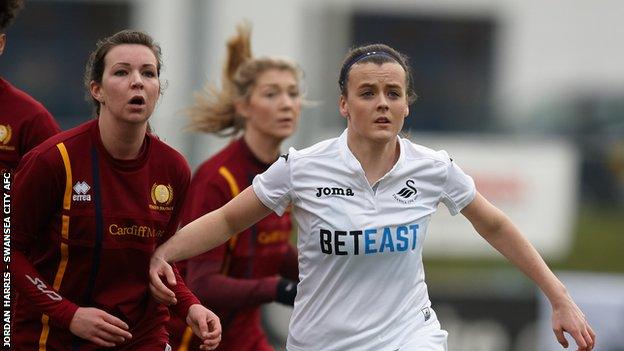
[11,30,221,350]
[150,43,595,351]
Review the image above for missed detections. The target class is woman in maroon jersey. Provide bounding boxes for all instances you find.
[167,23,301,351]
[10,30,221,350]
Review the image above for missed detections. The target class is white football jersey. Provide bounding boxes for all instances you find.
[252,130,475,351]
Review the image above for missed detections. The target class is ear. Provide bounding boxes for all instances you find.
[234,99,250,120]
[90,80,104,104]
[339,95,349,119]
[404,105,409,117]
[0,34,6,56]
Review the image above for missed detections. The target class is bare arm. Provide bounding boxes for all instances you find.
[155,186,272,263]
[461,192,595,350]
[149,186,272,304]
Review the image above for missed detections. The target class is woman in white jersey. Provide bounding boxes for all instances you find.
[149,44,595,351]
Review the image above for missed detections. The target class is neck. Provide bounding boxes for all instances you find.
[98,115,147,160]
[347,131,400,185]
[243,128,282,164]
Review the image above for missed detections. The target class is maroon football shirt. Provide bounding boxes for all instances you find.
[11,119,199,350]
[168,137,297,351]
[0,77,60,173]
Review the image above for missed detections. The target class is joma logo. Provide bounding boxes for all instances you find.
[315,187,354,197]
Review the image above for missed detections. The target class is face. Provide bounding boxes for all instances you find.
[339,62,409,143]
[238,69,301,141]
[90,44,160,125]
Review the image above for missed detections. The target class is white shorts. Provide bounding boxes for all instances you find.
[399,308,448,351]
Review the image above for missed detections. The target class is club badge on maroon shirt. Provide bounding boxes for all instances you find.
[0,124,15,151]
[150,182,174,211]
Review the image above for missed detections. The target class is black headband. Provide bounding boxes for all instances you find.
[338,51,399,90]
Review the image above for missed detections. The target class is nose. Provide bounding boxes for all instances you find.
[130,71,144,89]
[377,94,389,112]
[279,93,295,110]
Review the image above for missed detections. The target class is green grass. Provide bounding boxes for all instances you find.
[425,205,624,280]
[553,205,624,272]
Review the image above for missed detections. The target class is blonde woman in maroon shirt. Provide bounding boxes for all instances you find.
[167,23,302,351]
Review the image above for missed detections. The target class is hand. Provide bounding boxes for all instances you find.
[552,298,596,350]
[186,304,222,351]
[148,254,178,305]
[276,278,297,306]
[69,307,133,347]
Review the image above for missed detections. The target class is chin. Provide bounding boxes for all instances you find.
[367,130,397,142]
[272,128,296,140]
[123,113,151,124]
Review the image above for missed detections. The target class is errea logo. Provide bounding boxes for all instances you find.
[72,181,92,202]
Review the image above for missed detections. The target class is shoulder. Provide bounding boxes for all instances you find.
[0,79,52,120]
[400,137,452,166]
[27,120,93,159]
[192,141,244,184]
[148,134,190,174]
[287,136,341,162]
[16,122,93,176]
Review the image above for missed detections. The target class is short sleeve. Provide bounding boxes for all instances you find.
[252,150,294,216]
[439,152,476,215]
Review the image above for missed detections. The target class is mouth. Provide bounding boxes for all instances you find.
[128,96,146,106]
[277,117,294,124]
[374,117,390,124]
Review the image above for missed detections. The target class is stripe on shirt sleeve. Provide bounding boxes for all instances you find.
[38,142,73,350]
[177,166,241,350]
[217,166,241,274]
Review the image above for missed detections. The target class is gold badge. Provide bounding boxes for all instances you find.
[0,125,12,144]
[150,183,174,210]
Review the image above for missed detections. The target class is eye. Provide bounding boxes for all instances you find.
[360,90,374,98]
[289,90,300,98]
[264,91,277,98]
[113,70,127,76]
[388,90,402,99]
[142,70,156,78]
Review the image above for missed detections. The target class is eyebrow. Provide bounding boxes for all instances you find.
[356,82,403,89]
[111,62,157,69]
[258,83,298,89]
[385,83,403,90]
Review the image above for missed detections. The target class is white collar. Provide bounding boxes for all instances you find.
[338,128,406,184]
